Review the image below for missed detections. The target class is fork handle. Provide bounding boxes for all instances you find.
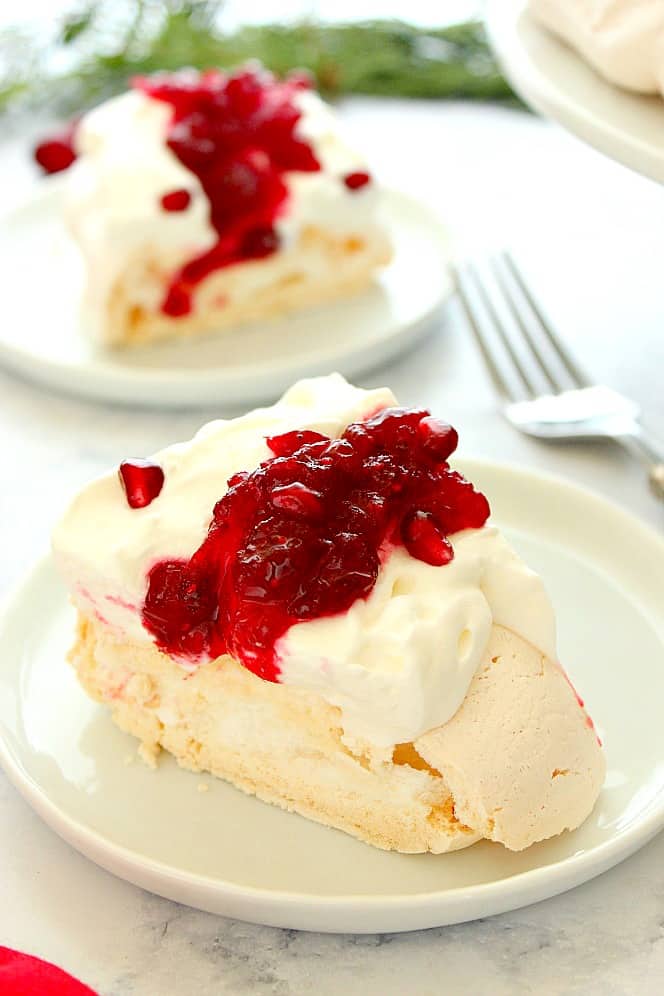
[619,429,664,500]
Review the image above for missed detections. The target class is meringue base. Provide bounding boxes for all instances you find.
[70,613,478,853]
[93,226,392,347]
[68,612,604,853]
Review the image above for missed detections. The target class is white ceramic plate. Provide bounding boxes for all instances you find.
[1,459,663,933]
[0,181,451,409]
[486,0,664,185]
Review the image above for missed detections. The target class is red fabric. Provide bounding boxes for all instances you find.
[0,947,97,995]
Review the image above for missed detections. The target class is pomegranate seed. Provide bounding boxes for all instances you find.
[343,171,371,191]
[271,482,324,518]
[418,416,458,461]
[227,470,250,488]
[119,459,165,508]
[34,121,78,175]
[267,430,327,456]
[401,510,453,566]
[320,438,361,470]
[160,188,192,212]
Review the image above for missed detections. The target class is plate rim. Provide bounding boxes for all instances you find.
[485,0,664,186]
[1,457,663,932]
[0,181,452,408]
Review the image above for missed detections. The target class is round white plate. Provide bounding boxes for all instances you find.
[486,0,664,185]
[0,181,451,409]
[1,460,663,933]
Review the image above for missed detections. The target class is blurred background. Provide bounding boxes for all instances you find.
[0,1,498,119]
[1,0,480,27]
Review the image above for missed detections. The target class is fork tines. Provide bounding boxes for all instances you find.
[453,252,588,402]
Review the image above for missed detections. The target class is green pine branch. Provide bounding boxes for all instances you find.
[0,1,519,116]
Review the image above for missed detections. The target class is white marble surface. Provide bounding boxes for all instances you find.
[1,94,663,994]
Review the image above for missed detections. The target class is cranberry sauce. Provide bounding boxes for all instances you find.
[141,408,490,681]
[134,66,321,316]
[34,121,78,174]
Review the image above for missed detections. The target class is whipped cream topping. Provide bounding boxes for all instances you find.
[53,374,556,747]
[67,91,216,321]
[280,529,555,746]
[529,0,664,94]
[66,87,386,339]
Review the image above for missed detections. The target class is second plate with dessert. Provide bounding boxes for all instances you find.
[0,181,450,408]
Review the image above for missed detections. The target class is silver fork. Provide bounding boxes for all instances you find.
[453,251,664,501]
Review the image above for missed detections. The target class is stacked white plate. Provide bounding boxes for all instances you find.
[486,0,664,185]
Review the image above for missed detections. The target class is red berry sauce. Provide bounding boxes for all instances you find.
[141,407,489,681]
[119,459,165,509]
[34,121,78,174]
[343,170,371,191]
[133,66,321,317]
